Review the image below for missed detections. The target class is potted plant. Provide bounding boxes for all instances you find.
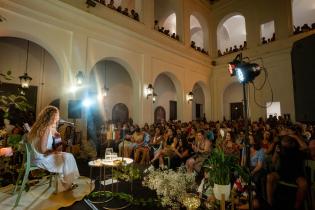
[203,148,249,201]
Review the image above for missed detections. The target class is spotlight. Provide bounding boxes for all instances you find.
[82,97,93,107]
[228,53,261,83]
[86,0,96,8]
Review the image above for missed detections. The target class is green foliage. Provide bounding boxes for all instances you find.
[7,134,22,149]
[0,70,13,82]
[88,191,159,207]
[203,148,249,185]
[0,94,31,118]
[113,164,141,181]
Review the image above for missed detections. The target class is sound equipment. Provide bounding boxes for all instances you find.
[68,100,82,119]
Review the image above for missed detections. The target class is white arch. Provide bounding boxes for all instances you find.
[190,15,204,49]
[89,57,138,122]
[0,31,65,80]
[190,12,209,50]
[217,13,247,52]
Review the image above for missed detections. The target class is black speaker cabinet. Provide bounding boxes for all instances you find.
[68,100,81,119]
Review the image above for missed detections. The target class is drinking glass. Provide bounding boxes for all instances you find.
[105,148,113,160]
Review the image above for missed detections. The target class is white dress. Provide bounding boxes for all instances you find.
[31,131,80,192]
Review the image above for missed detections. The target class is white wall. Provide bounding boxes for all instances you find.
[89,60,133,121]
[0,37,61,115]
[223,82,242,120]
[153,74,176,120]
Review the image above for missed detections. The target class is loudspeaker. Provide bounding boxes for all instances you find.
[68,100,82,119]
[291,34,315,123]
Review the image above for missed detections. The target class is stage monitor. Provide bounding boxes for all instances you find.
[68,100,82,119]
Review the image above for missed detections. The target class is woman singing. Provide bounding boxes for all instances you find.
[28,106,80,192]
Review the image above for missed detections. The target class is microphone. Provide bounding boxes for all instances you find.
[59,119,75,125]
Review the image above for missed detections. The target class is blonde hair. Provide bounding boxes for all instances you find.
[28,106,59,143]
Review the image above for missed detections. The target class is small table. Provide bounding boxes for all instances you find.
[101,157,134,210]
[88,159,112,203]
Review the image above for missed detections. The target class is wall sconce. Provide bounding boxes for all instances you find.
[186,91,194,103]
[152,93,157,103]
[146,84,154,99]
[76,71,84,86]
[19,40,32,89]
[102,85,109,97]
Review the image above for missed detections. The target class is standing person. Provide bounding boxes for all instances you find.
[28,106,80,192]
[266,134,308,209]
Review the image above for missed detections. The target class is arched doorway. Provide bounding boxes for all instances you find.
[223,83,243,120]
[191,83,205,121]
[112,103,129,123]
[154,106,166,123]
[217,14,247,53]
[153,73,177,121]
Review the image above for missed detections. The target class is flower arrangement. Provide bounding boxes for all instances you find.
[142,166,196,209]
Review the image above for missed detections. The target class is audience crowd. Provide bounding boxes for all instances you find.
[93,0,140,21]
[217,40,247,57]
[190,41,209,55]
[101,115,315,209]
[154,20,180,42]
[261,33,276,45]
[293,23,315,35]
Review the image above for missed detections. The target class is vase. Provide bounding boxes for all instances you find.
[213,183,231,201]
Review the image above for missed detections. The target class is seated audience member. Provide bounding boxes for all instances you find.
[262,37,267,44]
[249,133,266,195]
[116,6,122,13]
[186,130,211,173]
[171,33,176,39]
[154,20,159,30]
[261,130,274,155]
[266,134,308,209]
[301,23,311,32]
[197,170,215,204]
[150,128,177,168]
[171,137,191,168]
[218,49,222,57]
[221,131,239,158]
[128,125,143,157]
[122,8,129,16]
[309,139,315,160]
[134,130,150,165]
[107,0,115,9]
[149,127,163,156]
[131,9,139,21]
[28,106,79,192]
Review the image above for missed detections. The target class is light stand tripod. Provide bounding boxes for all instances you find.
[229,53,261,210]
[242,82,253,210]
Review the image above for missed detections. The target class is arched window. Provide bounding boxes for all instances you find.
[163,13,177,34]
[217,14,246,53]
[190,15,205,49]
[292,0,315,29]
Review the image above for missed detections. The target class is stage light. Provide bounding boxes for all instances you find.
[236,68,245,83]
[82,97,93,107]
[228,53,261,84]
[69,85,78,93]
